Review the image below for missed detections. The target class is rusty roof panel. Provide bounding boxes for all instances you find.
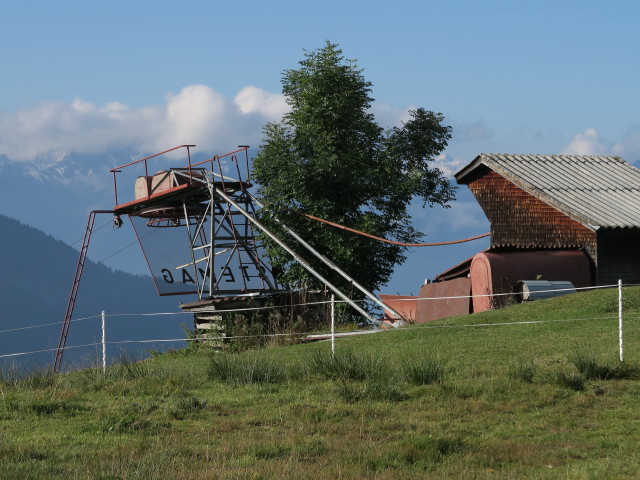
[456,154,640,229]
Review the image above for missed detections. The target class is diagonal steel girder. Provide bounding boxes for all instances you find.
[249,193,405,321]
[213,186,378,324]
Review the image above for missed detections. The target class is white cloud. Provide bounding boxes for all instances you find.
[0,88,466,169]
[160,85,228,151]
[559,127,640,164]
[611,128,640,162]
[0,84,289,164]
[370,102,414,128]
[432,154,466,178]
[234,86,289,118]
[560,128,606,156]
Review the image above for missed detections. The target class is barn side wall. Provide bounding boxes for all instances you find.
[379,295,418,321]
[467,171,598,261]
[416,278,472,322]
[470,250,592,313]
[597,229,640,285]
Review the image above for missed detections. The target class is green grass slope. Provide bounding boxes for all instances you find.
[1,286,639,479]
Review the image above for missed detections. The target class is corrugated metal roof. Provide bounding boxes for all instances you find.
[455,154,640,229]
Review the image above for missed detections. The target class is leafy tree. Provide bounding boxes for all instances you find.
[252,42,455,294]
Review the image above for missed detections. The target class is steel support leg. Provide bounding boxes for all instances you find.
[53,210,115,372]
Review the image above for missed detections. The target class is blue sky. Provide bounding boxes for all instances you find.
[1,0,639,296]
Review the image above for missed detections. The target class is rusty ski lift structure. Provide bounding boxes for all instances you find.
[53,145,401,372]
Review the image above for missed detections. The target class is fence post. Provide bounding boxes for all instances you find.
[102,310,107,373]
[331,294,335,360]
[618,280,624,362]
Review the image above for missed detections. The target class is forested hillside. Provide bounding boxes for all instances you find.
[0,214,188,371]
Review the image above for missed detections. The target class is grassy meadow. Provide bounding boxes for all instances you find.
[1,286,639,479]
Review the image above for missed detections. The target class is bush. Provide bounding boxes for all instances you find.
[402,355,446,385]
[97,400,161,433]
[336,377,407,403]
[306,348,385,381]
[569,348,640,380]
[207,353,286,384]
[509,359,536,383]
[551,370,586,391]
[27,400,86,417]
[399,434,465,465]
[167,396,208,420]
[207,291,329,352]
[306,348,408,402]
[21,369,56,389]
[115,354,150,380]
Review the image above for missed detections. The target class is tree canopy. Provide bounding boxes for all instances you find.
[252,42,455,294]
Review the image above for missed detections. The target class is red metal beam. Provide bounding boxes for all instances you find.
[190,146,249,169]
[109,145,196,172]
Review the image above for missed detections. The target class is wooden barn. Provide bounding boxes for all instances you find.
[411,153,640,321]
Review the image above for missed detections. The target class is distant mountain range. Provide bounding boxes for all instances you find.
[0,213,191,372]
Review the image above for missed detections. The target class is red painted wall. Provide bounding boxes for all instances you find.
[470,250,592,312]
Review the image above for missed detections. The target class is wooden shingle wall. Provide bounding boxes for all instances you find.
[468,171,597,261]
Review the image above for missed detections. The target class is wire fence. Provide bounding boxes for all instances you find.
[4,207,635,370]
[0,201,630,379]
[0,282,635,369]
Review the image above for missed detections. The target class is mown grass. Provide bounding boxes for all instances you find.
[0,286,639,479]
